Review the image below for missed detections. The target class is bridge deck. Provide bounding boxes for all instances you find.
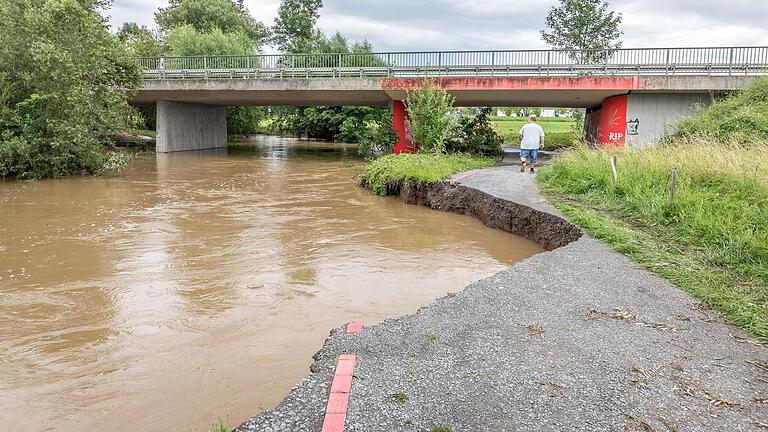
[131,75,757,108]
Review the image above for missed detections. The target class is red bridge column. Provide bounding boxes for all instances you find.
[585,95,628,148]
[391,100,414,153]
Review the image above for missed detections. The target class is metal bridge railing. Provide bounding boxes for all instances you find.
[137,47,768,80]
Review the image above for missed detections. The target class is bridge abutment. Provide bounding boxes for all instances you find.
[156,101,227,153]
[585,93,710,148]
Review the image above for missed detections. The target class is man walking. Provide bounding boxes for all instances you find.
[518,114,545,174]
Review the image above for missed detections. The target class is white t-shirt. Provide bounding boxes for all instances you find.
[519,123,545,149]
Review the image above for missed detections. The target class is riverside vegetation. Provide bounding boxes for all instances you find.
[359,79,502,195]
[0,0,141,179]
[0,0,397,179]
[539,77,768,340]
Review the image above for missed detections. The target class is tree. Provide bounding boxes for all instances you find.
[153,0,269,134]
[272,0,323,53]
[267,30,389,142]
[520,107,542,117]
[506,107,542,117]
[155,0,269,47]
[406,79,460,154]
[117,22,164,57]
[499,107,515,117]
[541,0,623,63]
[0,0,141,179]
[165,25,253,55]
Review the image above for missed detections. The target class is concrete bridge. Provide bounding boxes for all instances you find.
[130,47,768,152]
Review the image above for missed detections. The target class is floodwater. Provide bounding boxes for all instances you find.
[0,136,543,431]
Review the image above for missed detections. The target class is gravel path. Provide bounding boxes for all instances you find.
[236,165,768,432]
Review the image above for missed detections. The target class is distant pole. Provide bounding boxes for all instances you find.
[669,168,678,206]
[610,155,618,181]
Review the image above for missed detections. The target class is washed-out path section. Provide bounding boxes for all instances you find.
[237,165,768,432]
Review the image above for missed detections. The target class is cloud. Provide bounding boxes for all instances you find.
[107,0,768,50]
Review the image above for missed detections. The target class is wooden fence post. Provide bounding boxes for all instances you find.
[669,168,678,206]
[610,155,618,181]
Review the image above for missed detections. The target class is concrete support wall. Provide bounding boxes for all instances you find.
[585,92,712,148]
[156,101,227,153]
[625,93,710,148]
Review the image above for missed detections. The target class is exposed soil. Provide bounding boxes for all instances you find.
[396,181,582,250]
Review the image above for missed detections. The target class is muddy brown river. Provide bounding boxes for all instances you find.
[0,136,542,431]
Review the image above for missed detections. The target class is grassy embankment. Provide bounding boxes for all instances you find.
[359,153,496,196]
[538,79,768,341]
[492,116,578,150]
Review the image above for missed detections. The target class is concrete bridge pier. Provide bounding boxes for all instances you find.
[585,92,711,148]
[156,101,227,153]
[390,100,415,153]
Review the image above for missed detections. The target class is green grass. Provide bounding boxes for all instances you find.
[359,153,496,196]
[492,117,576,135]
[492,118,579,150]
[209,418,232,432]
[673,76,768,143]
[391,391,410,402]
[538,141,768,340]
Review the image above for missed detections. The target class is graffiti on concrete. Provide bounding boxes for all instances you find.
[626,118,639,136]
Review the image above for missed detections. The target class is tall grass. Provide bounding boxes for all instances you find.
[539,140,768,339]
[359,153,496,196]
[673,76,768,143]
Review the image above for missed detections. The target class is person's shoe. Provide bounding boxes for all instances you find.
[520,161,526,172]
[529,167,536,174]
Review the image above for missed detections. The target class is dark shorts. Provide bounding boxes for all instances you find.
[520,149,538,164]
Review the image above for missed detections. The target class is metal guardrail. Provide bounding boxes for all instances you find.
[137,47,768,80]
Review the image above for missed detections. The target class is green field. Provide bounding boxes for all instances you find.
[492,117,576,137]
[492,117,579,150]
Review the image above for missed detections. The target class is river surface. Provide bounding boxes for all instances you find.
[0,136,543,431]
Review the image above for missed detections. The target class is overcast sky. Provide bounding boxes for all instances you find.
[106,0,768,52]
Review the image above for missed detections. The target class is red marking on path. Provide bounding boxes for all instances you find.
[321,331,362,431]
[321,413,347,432]
[346,321,363,334]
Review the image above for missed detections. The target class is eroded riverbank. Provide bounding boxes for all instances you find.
[0,137,543,431]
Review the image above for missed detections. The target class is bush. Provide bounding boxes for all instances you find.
[447,108,503,157]
[226,106,265,135]
[357,122,398,160]
[359,153,496,195]
[545,132,581,151]
[406,79,460,154]
[277,106,390,143]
